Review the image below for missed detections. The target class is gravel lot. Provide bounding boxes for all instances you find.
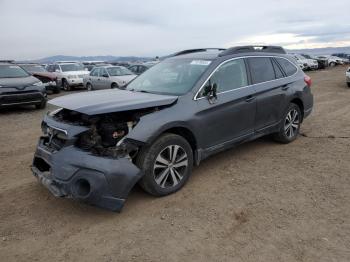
[0,66,349,262]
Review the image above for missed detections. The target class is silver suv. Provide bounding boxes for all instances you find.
[83,65,136,90]
[46,62,89,91]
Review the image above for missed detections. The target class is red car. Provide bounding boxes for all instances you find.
[18,63,61,93]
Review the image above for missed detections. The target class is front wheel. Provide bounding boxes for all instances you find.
[137,134,193,196]
[86,83,93,91]
[62,79,71,91]
[52,86,61,94]
[35,100,47,109]
[347,82,350,88]
[273,103,301,144]
[111,83,119,89]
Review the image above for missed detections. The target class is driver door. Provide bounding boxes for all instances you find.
[195,58,256,150]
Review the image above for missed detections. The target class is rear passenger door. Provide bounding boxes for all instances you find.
[247,57,288,132]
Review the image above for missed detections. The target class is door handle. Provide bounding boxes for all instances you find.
[281,84,290,91]
[245,95,255,102]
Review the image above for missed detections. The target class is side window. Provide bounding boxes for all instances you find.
[54,65,60,72]
[129,66,137,73]
[90,68,98,76]
[248,57,275,84]
[99,68,108,77]
[47,65,53,72]
[272,59,284,79]
[139,66,146,73]
[275,58,297,77]
[199,58,248,97]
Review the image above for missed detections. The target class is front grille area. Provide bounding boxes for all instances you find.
[42,123,68,152]
[0,91,42,105]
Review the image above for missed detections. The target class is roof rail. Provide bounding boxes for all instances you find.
[219,46,286,57]
[0,60,15,63]
[171,48,226,57]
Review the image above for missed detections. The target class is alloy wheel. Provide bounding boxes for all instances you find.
[153,145,188,189]
[284,109,300,139]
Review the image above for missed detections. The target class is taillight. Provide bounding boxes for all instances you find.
[304,75,312,88]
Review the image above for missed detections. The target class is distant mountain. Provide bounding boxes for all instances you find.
[23,55,153,63]
[16,46,350,63]
[287,46,350,55]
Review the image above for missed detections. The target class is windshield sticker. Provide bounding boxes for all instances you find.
[190,60,211,66]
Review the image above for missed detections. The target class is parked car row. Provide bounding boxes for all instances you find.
[289,53,350,71]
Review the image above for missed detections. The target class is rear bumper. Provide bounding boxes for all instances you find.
[32,137,143,211]
[0,91,46,107]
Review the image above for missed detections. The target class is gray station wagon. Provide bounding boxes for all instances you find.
[32,46,313,211]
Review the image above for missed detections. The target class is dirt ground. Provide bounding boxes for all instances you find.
[0,66,349,262]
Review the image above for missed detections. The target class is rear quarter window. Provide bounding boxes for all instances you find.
[275,58,297,77]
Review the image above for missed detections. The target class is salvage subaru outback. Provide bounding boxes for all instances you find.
[32,46,313,211]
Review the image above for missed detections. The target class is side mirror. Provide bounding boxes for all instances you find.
[205,80,217,104]
[102,74,109,78]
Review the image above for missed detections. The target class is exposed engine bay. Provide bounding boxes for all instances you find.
[51,107,158,158]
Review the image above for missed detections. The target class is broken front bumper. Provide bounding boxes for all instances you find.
[32,137,143,211]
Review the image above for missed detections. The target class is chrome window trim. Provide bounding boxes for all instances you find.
[193,55,299,101]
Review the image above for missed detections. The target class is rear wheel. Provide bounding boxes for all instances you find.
[137,134,193,196]
[347,82,350,88]
[273,103,301,144]
[53,86,60,94]
[111,83,118,89]
[62,79,71,91]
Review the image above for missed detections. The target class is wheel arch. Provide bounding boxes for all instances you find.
[141,125,199,165]
[290,97,304,121]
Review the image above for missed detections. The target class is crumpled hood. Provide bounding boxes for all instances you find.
[49,89,178,115]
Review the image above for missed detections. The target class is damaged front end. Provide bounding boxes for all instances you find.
[31,106,159,211]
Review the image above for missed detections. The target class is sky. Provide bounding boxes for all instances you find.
[0,0,349,60]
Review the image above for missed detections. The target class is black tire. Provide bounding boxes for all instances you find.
[35,100,47,109]
[137,133,193,197]
[62,79,71,91]
[347,82,350,88]
[86,82,93,91]
[111,83,118,89]
[273,103,302,144]
[329,62,336,67]
[53,86,61,94]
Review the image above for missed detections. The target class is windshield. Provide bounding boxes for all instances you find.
[0,65,30,78]
[126,58,211,95]
[107,66,134,76]
[60,63,84,72]
[21,65,46,73]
